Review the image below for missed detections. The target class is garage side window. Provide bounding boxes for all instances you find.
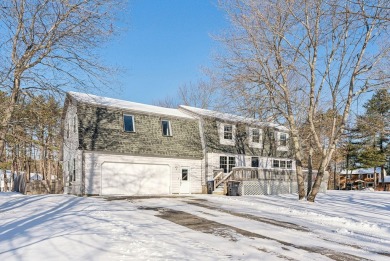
[73,158,76,181]
[161,120,172,136]
[123,114,135,132]
[68,161,71,182]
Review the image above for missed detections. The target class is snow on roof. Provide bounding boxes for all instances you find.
[68,92,195,119]
[179,105,289,131]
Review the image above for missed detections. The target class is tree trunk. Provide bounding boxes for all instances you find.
[307,140,313,196]
[307,145,336,202]
[0,133,6,162]
[0,76,21,161]
[3,170,8,192]
[333,162,337,190]
[307,161,326,202]
[290,128,305,200]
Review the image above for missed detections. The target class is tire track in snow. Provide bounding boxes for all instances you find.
[186,199,310,232]
[185,198,390,258]
[139,206,369,261]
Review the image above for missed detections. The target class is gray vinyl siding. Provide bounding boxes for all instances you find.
[202,118,293,158]
[76,102,203,159]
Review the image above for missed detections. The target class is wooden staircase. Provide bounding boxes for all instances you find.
[212,169,233,195]
[212,183,225,195]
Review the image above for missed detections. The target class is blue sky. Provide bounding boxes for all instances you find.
[103,0,228,105]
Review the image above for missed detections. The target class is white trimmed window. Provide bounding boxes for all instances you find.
[251,157,259,167]
[161,120,172,136]
[277,132,289,151]
[224,125,233,139]
[218,122,236,146]
[273,159,293,169]
[280,160,286,169]
[123,114,135,132]
[287,161,292,169]
[249,127,262,148]
[220,156,236,173]
[273,160,280,168]
[181,169,189,181]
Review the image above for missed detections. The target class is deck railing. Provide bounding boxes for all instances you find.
[213,169,235,191]
[213,167,296,183]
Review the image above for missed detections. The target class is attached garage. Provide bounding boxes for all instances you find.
[101,162,171,195]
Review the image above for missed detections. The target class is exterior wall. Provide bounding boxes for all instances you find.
[62,94,298,196]
[77,102,203,159]
[82,151,203,195]
[63,99,83,195]
[202,118,293,158]
[206,152,296,180]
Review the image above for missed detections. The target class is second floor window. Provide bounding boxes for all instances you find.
[123,115,135,132]
[248,127,262,148]
[218,122,235,146]
[252,129,260,143]
[224,125,233,140]
[162,120,172,136]
[280,133,287,146]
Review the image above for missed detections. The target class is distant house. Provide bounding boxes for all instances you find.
[339,168,386,190]
[62,92,321,196]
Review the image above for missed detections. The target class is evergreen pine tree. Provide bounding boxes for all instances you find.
[357,89,390,184]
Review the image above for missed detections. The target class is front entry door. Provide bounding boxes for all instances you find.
[180,168,190,194]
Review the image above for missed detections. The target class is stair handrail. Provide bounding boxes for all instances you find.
[213,170,224,191]
[215,170,234,189]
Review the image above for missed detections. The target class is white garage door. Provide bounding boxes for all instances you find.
[101,162,171,195]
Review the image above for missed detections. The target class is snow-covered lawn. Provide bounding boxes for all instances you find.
[1,191,389,260]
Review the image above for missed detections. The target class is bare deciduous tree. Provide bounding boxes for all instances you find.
[155,79,218,109]
[0,0,125,160]
[218,0,389,201]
